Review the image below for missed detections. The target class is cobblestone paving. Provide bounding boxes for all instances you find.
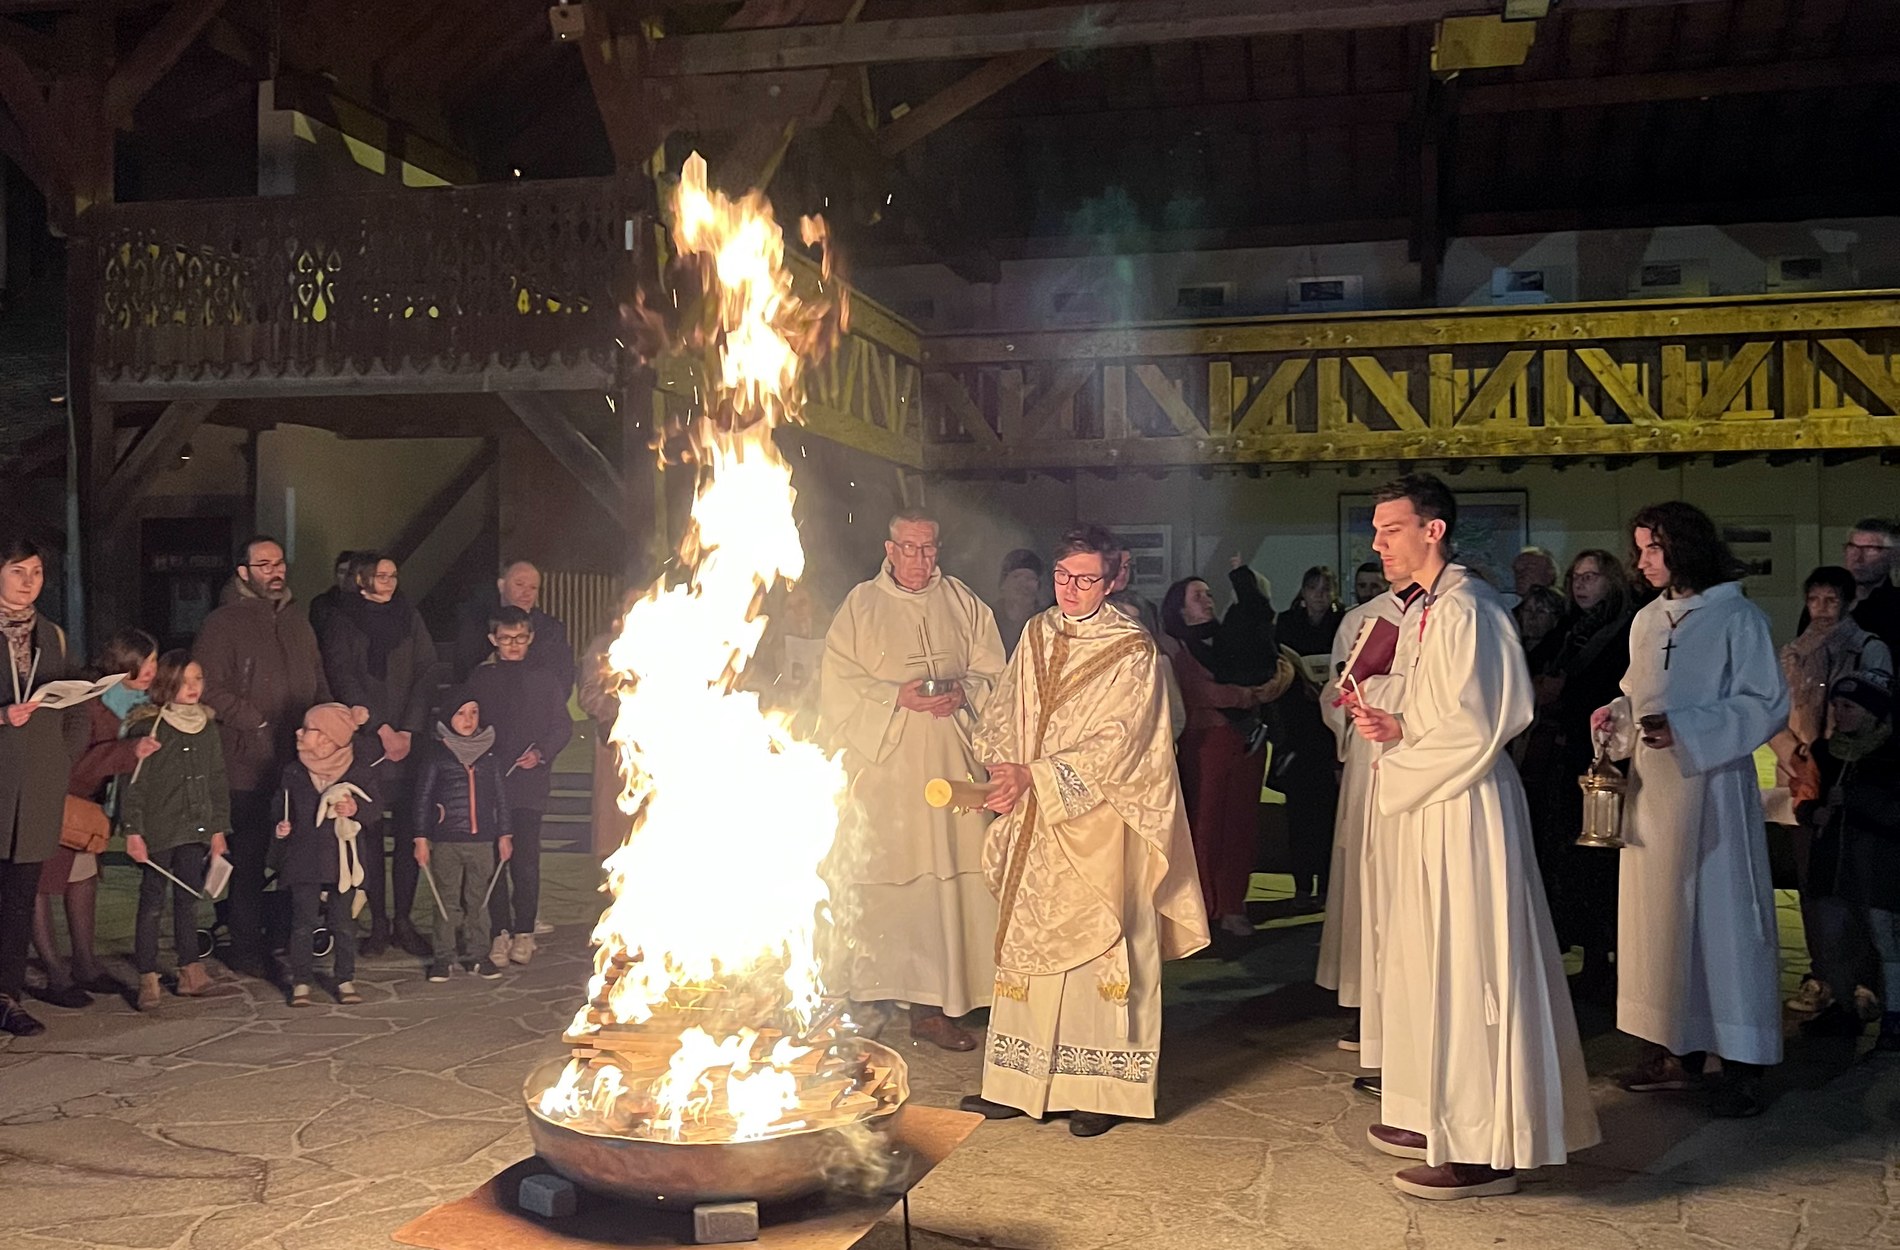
[2,867,1895,1250]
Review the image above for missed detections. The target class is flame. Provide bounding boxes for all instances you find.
[539,153,845,1142]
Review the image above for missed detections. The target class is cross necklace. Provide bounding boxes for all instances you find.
[1661,603,1698,670]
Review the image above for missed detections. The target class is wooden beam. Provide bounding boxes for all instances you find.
[647,0,1729,75]
[0,15,71,73]
[876,50,1049,156]
[103,0,230,124]
[100,399,218,524]
[1458,54,1900,116]
[384,441,498,566]
[499,391,630,523]
[0,41,69,201]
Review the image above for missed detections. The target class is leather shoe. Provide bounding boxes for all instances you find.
[958,1095,1026,1120]
[1392,1162,1518,1200]
[1367,1123,1428,1160]
[393,921,432,958]
[33,983,91,1010]
[910,1007,977,1052]
[1352,1074,1382,1098]
[0,994,46,1037]
[1068,1111,1119,1137]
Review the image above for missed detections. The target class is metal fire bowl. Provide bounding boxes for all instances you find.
[522,1042,910,1208]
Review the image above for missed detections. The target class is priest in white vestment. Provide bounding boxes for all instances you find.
[1592,502,1789,1118]
[1316,582,1416,1056]
[1348,474,1598,1200]
[959,528,1209,1137]
[822,510,1005,1051]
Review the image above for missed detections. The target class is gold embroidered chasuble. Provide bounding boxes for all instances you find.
[972,604,1208,1118]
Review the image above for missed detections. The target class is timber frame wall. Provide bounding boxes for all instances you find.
[920,293,1900,472]
[81,179,1899,493]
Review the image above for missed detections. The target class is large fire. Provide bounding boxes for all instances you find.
[533,155,901,1147]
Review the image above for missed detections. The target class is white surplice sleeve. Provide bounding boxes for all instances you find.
[1667,604,1789,778]
[1375,596,1534,816]
[819,593,902,764]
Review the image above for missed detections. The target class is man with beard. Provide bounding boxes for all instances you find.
[194,536,331,976]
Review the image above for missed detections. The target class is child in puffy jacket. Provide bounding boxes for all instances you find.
[412,688,511,982]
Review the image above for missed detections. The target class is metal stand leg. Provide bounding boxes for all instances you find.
[902,1193,913,1250]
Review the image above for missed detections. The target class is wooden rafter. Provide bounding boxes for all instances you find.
[100,399,219,524]
[647,0,1735,76]
[0,40,69,200]
[385,440,498,565]
[499,392,629,524]
[875,49,1049,156]
[103,0,231,125]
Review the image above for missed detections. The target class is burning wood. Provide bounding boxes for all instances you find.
[528,152,905,1163]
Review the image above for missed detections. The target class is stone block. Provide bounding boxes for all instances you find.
[694,1200,760,1244]
[518,1172,579,1219]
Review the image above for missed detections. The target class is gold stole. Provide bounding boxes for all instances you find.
[991,617,1150,997]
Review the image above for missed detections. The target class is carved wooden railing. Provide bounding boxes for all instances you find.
[919,293,1900,470]
[85,176,648,398]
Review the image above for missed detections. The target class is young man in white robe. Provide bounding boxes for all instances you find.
[821,509,1006,1051]
[959,527,1209,1136]
[1317,579,1419,1067]
[1591,501,1789,1118]
[1347,474,1599,1200]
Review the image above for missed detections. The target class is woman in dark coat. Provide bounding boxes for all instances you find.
[1525,549,1635,995]
[0,535,77,1036]
[32,628,161,1007]
[318,552,439,957]
[1272,567,1346,907]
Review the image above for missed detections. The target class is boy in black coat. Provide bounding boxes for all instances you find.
[465,605,574,966]
[413,688,512,982]
[274,703,379,1006]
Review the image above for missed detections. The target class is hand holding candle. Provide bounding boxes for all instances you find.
[924,776,996,814]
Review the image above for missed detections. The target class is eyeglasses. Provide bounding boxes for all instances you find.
[1843,541,1892,556]
[1052,569,1105,590]
[890,542,939,558]
[372,572,399,584]
[493,632,533,646]
[246,560,287,573]
[1570,571,1603,584]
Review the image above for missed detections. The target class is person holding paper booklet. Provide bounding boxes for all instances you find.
[275,703,379,1006]
[120,652,239,1010]
[1,535,78,1037]
[32,629,163,1010]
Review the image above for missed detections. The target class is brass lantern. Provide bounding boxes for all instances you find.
[1575,750,1628,849]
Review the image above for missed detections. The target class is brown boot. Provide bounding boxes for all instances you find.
[137,973,162,1011]
[175,962,240,998]
[909,1005,977,1052]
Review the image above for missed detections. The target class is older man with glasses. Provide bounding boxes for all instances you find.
[821,508,1006,1051]
[194,536,332,977]
[1837,519,1900,661]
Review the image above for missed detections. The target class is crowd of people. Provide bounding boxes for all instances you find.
[2,490,1895,1201]
[0,537,577,1034]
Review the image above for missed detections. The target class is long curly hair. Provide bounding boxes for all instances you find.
[1628,501,1738,594]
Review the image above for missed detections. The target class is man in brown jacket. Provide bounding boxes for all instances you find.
[193,536,330,976]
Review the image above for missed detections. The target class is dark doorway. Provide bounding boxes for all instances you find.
[141,517,234,650]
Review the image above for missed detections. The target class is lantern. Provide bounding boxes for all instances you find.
[1575,749,1627,849]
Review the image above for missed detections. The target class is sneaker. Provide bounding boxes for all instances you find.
[488,934,513,967]
[1786,975,1832,1015]
[1618,1050,1701,1093]
[533,918,555,936]
[289,984,312,1008]
[511,933,536,964]
[427,963,452,983]
[1338,1019,1361,1052]
[0,994,46,1037]
[336,981,363,1005]
[1367,1123,1428,1160]
[1853,985,1883,1023]
[474,960,503,980]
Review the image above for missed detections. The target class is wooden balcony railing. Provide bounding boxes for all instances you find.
[84,176,649,399]
[919,293,1900,469]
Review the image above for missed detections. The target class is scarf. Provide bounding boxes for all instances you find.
[1174,619,1219,673]
[1831,717,1892,764]
[437,721,496,767]
[158,703,213,735]
[318,782,372,912]
[102,681,149,722]
[1,604,36,701]
[339,591,410,680]
[296,702,363,791]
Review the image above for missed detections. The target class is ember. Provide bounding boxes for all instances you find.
[526,153,905,1181]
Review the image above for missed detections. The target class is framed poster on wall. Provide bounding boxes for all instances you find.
[1107,525,1172,599]
[1339,491,1528,590]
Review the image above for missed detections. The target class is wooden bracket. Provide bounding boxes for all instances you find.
[100,399,220,526]
[500,391,630,523]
